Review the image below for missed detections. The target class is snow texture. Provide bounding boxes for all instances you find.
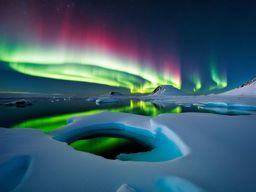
[52,112,189,162]
[116,184,136,192]
[0,155,31,192]
[1,96,256,191]
[151,85,186,96]
[221,78,256,96]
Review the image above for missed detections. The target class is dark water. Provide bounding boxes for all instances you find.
[0,97,253,130]
[0,97,128,128]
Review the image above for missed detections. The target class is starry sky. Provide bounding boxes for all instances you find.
[0,0,255,95]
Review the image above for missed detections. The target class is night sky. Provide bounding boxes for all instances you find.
[0,0,256,95]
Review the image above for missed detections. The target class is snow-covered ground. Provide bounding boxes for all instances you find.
[87,79,256,106]
[0,95,256,192]
[220,78,256,96]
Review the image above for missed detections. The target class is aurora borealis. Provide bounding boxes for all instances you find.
[1,46,181,93]
[0,0,256,94]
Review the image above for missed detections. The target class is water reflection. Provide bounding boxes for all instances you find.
[69,136,152,160]
[12,100,253,133]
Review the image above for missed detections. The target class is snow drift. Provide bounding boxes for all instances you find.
[221,78,256,96]
[52,112,189,162]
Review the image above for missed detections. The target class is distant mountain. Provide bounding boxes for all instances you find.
[221,78,256,96]
[151,85,185,96]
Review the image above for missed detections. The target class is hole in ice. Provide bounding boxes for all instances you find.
[53,118,189,162]
[69,135,153,160]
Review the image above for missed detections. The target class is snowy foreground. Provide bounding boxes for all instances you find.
[1,95,256,192]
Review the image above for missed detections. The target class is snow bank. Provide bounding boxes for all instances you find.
[221,79,256,96]
[52,112,189,162]
[1,102,256,191]
[0,155,32,192]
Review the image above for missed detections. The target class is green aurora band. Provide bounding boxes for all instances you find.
[0,43,181,93]
[190,73,202,92]
[210,64,227,90]
[0,43,229,93]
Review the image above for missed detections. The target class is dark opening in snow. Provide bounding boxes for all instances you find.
[69,136,153,160]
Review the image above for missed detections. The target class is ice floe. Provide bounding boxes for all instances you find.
[3,99,32,107]
[96,97,120,105]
